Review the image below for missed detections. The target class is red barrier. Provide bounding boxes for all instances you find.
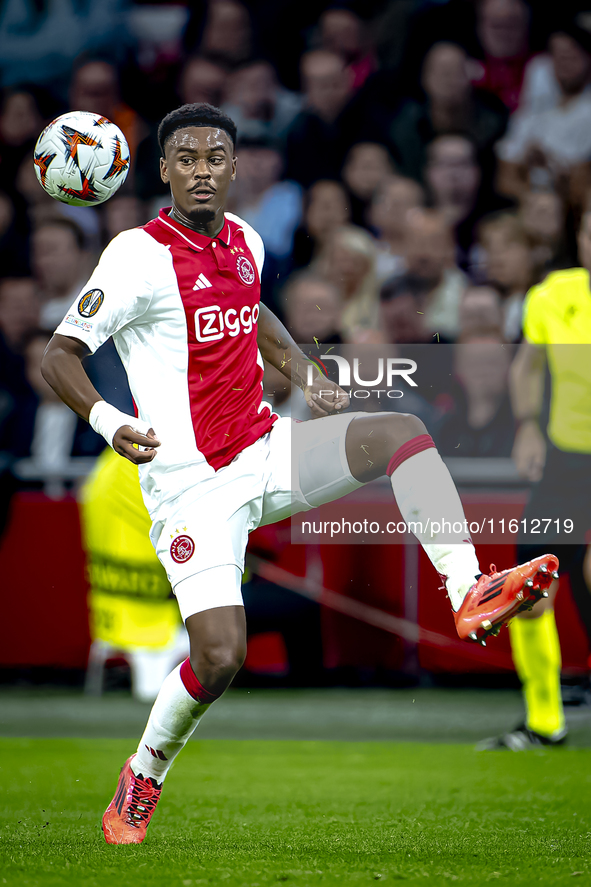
[0,492,91,668]
[0,492,588,675]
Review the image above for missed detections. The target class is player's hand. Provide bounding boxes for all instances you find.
[303,376,350,418]
[512,420,546,482]
[113,426,161,464]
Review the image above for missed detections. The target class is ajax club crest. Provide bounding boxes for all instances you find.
[170,534,195,564]
[236,255,255,286]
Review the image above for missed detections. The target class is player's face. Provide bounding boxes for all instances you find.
[160,126,236,234]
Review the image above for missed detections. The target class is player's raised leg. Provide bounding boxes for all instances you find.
[103,569,246,844]
[278,411,558,645]
[344,413,558,643]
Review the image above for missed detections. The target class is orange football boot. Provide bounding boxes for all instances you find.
[102,755,162,844]
[454,554,559,645]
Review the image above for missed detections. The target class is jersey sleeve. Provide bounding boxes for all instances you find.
[54,229,155,353]
[522,283,547,345]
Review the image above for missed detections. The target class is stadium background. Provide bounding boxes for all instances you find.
[2,0,591,687]
[3,3,591,885]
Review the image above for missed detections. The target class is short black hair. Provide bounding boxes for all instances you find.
[158,103,237,156]
[380,274,430,303]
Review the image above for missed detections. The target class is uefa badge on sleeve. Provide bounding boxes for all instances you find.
[78,289,104,318]
[170,534,195,564]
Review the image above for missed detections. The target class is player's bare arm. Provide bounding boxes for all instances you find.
[257,303,349,417]
[509,341,547,482]
[41,333,160,465]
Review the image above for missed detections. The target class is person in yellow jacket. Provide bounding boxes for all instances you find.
[81,447,188,702]
[479,211,591,749]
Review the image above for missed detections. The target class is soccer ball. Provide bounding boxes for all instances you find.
[33,111,130,207]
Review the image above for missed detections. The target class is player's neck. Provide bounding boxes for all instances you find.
[168,205,224,239]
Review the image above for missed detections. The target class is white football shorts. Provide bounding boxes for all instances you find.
[149,412,366,620]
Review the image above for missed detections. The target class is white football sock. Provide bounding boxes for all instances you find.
[131,663,214,783]
[390,447,481,610]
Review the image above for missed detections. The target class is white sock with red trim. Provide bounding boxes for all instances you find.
[387,435,481,611]
[131,659,219,783]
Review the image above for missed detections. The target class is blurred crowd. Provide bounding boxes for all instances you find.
[2,0,591,494]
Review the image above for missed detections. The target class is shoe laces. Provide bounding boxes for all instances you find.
[477,564,504,583]
[125,772,161,828]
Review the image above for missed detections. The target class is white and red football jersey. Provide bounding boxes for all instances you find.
[55,208,277,508]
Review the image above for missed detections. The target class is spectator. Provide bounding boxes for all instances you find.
[197,0,252,68]
[230,138,302,289]
[437,335,516,457]
[341,141,395,228]
[403,208,468,341]
[31,216,133,416]
[262,355,312,422]
[478,212,536,341]
[69,57,147,159]
[262,362,291,417]
[127,3,190,89]
[0,278,39,354]
[517,45,561,117]
[223,59,302,144]
[314,225,379,341]
[376,275,445,426]
[458,284,505,340]
[0,279,40,489]
[101,194,147,247]
[285,50,354,187]
[0,348,21,535]
[388,42,508,183]
[515,20,591,119]
[370,176,425,284]
[424,134,482,271]
[22,331,81,466]
[282,271,343,347]
[317,7,376,90]
[291,180,351,270]
[262,272,344,421]
[0,190,29,276]
[519,190,567,271]
[473,0,532,112]
[15,152,101,251]
[0,87,44,200]
[379,274,432,345]
[15,330,103,470]
[496,27,591,205]
[31,218,90,331]
[179,56,228,108]
[0,0,126,91]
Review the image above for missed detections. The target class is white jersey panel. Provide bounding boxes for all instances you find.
[226,212,265,278]
[55,228,211,511]
[55,229,157,353]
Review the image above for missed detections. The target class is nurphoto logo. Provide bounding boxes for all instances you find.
[306,354,417,400]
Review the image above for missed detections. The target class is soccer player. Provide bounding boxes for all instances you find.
[479,210,591,750]
[41,104,557,843]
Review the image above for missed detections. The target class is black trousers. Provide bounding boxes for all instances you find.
[517,445,591,646]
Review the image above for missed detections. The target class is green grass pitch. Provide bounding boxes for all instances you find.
[1,738,590,886]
